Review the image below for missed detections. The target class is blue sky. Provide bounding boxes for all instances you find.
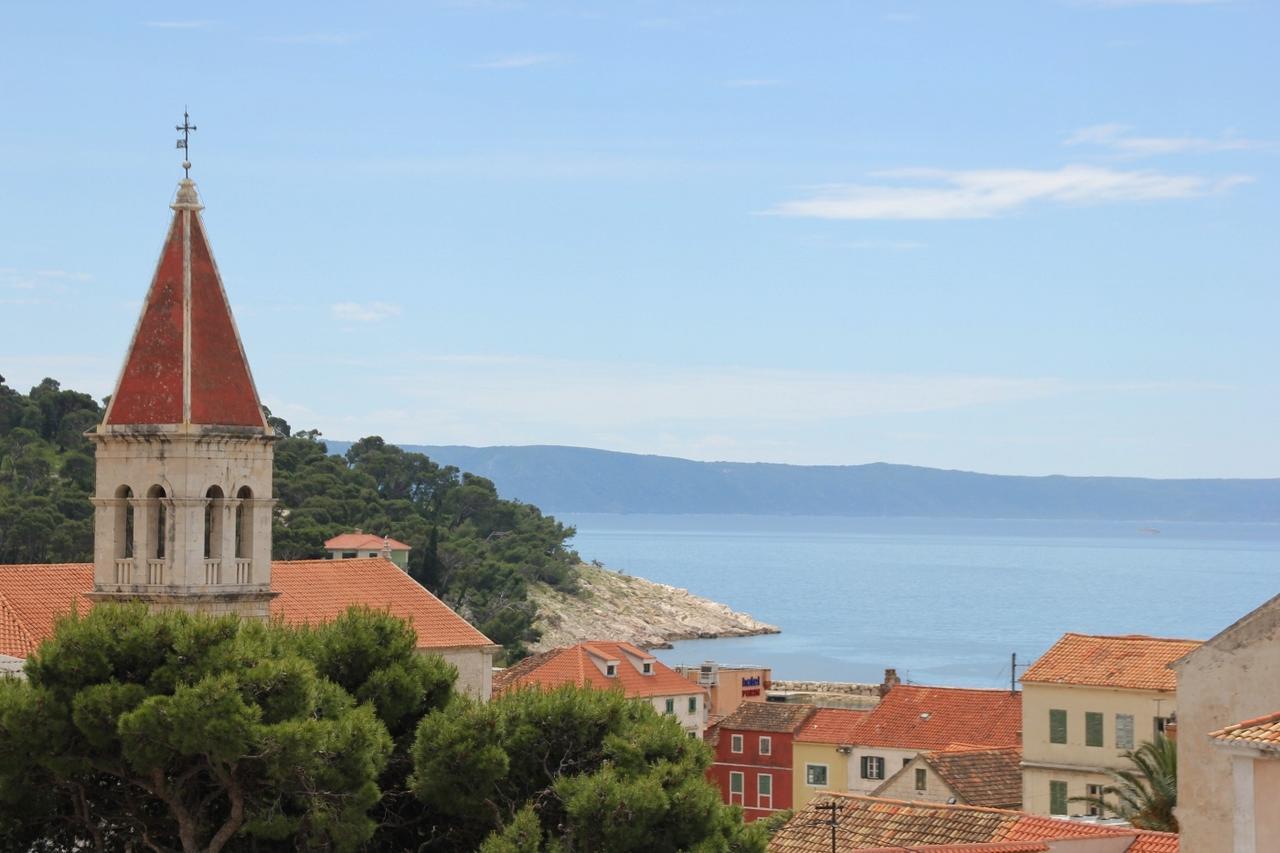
[1,1,1276,477]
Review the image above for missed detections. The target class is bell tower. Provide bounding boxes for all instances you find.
[88,176,277,618]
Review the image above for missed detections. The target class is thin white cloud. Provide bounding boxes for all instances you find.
[330,302,402,323]
[1065,124,1266,156]
[143,20,212,29]
[1079,0,1229,5]
[473,52,561,69]
[261,33,362,46]
[768,165,1251,220]
[1,268,92,296]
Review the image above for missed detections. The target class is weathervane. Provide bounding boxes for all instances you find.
[175,109,197,178]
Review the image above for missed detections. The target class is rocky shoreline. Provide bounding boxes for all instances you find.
[528,562,779,652]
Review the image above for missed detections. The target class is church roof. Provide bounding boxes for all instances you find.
[0,559,494,659]
[102,180,267,430]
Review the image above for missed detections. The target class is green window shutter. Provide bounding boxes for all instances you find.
[1049,709,1067,744]
[1086,712,1104,747]
[729,772,743,794]
[1116,714,1135,749]
[1049,780,1068,815]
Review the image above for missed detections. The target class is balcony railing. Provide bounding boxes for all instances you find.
[113,558,132,584]
[204,558,221,584]
[146,559,166,585]
[234,559,252,584]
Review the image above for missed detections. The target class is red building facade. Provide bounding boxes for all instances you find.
[708,702,815,821]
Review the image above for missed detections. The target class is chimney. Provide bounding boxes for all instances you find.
[880,668,901,697]
[381,536,392,561]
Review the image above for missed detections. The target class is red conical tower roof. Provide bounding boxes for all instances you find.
[103,181,268,431]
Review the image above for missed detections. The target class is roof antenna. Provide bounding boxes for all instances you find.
[176,108,197,178]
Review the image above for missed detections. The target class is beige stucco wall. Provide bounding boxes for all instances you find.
[648,692,706,736]
[847,745,917,795]
[1254,757,1280,852]
[1021,681,1175,816]
[792,741,851,809]
[1175,598,1280,853]
[432,646,496,701]
[874,756,958,805]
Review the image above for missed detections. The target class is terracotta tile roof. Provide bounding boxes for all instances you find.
[1210,710,1280,753]
[324,533,412,551]
[1021,633,1201,692]
[271,558,492,649]
[719,701,817,734]
[492,641,703,699]
[0,559,493,657]
[768,794,1136,853]
[847,686,1022,750]
[923,747,1022,809]
[796,707,871,744]
[855,840,1044,845]
[1129,831,1180,853]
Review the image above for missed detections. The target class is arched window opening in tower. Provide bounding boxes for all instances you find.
[146,485,167,560]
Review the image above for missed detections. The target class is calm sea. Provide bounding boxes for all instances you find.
[557,514,1280,689]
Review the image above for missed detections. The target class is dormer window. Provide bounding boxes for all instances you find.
[606,663,617,677]
[642,661,653,675]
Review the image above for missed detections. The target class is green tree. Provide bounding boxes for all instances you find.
[0,604,454,852]
[1071,734,1178,831]
[411,685,766,853]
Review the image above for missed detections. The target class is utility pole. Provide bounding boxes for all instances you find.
[1011,652,1029,694]
[813,800,842,853]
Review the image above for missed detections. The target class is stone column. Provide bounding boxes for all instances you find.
[220,498,241,584]
[247,498,277,587]
[171,497,207,588]
[90,497,118,587]
[130,497,151,584]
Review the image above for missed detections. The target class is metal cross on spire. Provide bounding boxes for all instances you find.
[175,109,197,178]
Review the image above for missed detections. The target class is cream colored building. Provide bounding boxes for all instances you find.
[790,707,868,809]
[1172,593,1280,853]
[1208,710,1280,853]
[1020,633,1200,818]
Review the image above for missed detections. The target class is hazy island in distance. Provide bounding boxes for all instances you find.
[324,442,1280,523]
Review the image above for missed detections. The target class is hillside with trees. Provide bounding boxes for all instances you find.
[0,377,578,661]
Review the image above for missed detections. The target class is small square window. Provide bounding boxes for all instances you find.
[806,764,828,786]
[759,736,772,755]
[642,661,653,674]
[605,663,617,677]
[731,734,743,754]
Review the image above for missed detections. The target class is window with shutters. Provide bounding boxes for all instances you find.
[861,755,885,780]
[1116,714,1135,749]
[1086,711,1104,747]
[1050,780,1068,815]
[915,768,927,791]
[806,764,828,786]
[1050,709,1068,744]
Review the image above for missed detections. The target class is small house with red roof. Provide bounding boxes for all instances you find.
[1020,633,1201,818]
[325,531,412,569]
[0,175,500,699]
[875,745,1023,810]
[493,641,709,736]
[710,702,817,821]
[840,685,1023,797]
[791,706,871,810]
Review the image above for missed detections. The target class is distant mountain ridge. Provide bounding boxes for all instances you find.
[323,442,1280,522]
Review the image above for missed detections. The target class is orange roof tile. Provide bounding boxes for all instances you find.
[271,558,491,649]
[847,686,1022,751]
[1129,831,1180,853]
[768,794,1139,853]
[1210,710,1280,753]
[324,533,412,551]
[1021,633,1201,692]
[719,701,817,734]
[922,747,1023,810]
[857,845,1049,853]
[492,641,703,699]
[795,707,871,743]
[0,559,492,657]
